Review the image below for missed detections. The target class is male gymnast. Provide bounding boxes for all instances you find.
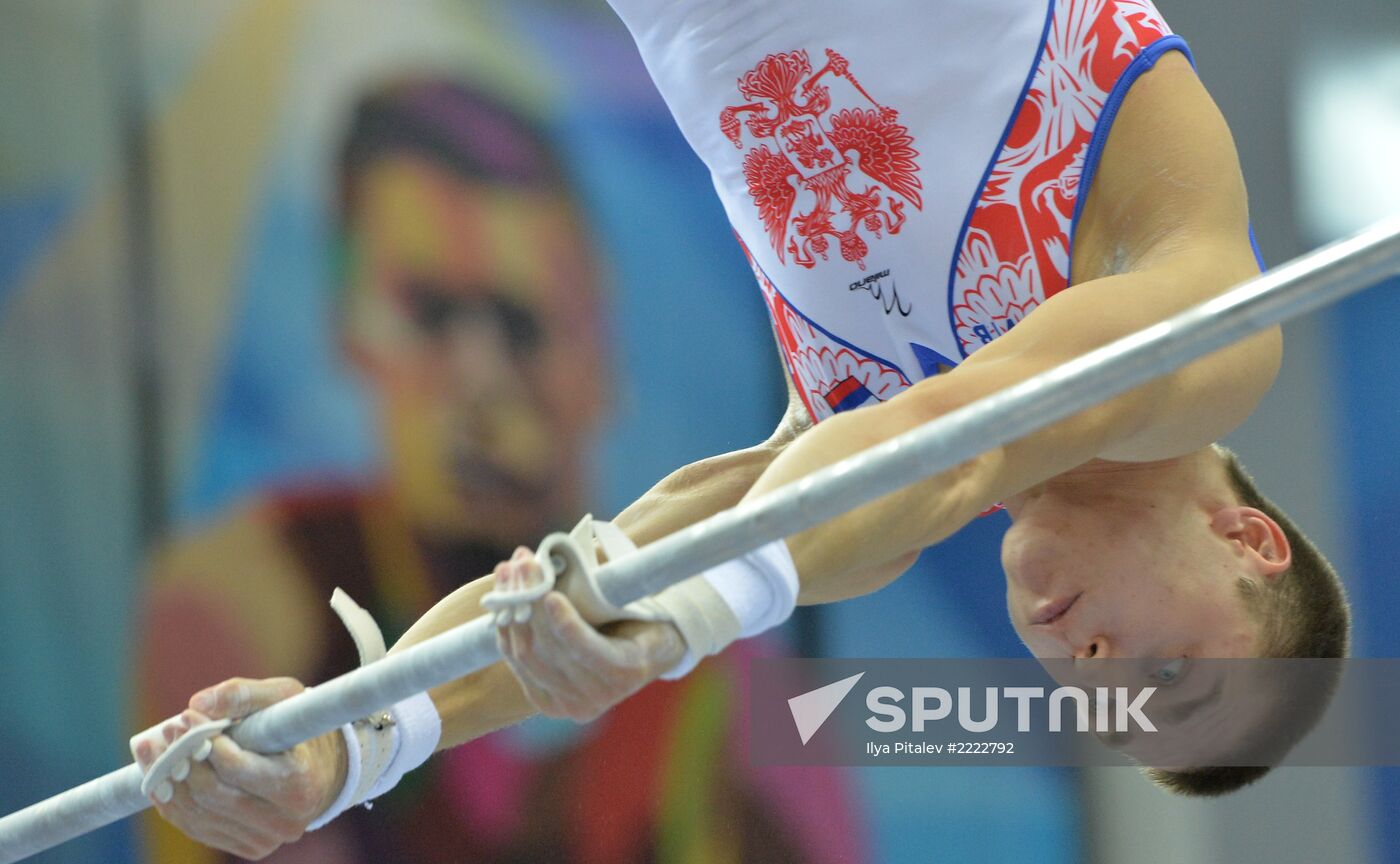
[134,1,1350,858]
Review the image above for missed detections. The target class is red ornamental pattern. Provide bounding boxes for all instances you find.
[952,0,1171,355]
[722,49,924,271]
[741,240,910,423]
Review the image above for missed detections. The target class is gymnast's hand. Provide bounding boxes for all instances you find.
[493,547,687,723]
[131,677,347,860]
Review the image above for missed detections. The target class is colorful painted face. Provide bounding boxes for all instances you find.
[342,155,605,545]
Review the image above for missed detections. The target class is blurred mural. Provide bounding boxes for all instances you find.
[134,70,871,864]
[13,1,1395,863]
[0,1,1079,863]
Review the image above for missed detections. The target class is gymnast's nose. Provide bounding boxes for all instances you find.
[1074,635,1110,660]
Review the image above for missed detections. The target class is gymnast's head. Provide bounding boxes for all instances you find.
[1000,443,1350,794]
[331,78,607,546]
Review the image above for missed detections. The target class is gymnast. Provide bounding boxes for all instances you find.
[133,0,1350,857]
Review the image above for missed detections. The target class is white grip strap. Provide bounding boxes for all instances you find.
[481,516,795,680]
[583,521,745,658]
[328,588,397,812]
[329,588,387,665]
[308,590,440,830]
[130,591,439,827]
[656,538,799,679]
[480,514,671,627]
[130,717,231,804]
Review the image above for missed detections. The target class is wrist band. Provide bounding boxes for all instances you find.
[655,538,800,679]
[308,591,442,830]
[308,691,440,830]
[365,690,440,799]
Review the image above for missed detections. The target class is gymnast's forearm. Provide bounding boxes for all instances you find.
[747,254,1280,606]
[612,440,793,544]
[750,378,1121,605]
[388,437,794,749]
[742,387,1006,606]
[388,577,534,750]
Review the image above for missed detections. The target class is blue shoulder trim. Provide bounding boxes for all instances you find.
[1248,224,1266,270]
[944,0,1057,360]
[1068,34,1193,255]
[1069,35,1268,275]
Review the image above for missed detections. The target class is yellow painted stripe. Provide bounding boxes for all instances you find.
[657,664,739,864]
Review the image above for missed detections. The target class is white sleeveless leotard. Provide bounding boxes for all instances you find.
[606,0,1185,422]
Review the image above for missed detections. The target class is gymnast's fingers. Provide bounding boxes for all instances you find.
[189,676,305,721]
[497,626,562,716]
[497,611,590,718]
[205,732,342,823]
[158,757,305,860]
[130,709,195,775]
[521,593,614,705]
[504,588,667,722]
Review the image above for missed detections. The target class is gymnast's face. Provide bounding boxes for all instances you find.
[341,155,606,545]
[1000,452,1289,663]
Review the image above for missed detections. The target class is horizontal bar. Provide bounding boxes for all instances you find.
[600,215,1400,605]
[1,215,1396,863]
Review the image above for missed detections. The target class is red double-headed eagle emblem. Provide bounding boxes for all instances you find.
[721,49,923,271]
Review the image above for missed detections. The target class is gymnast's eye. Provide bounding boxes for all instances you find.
[1151,657,1187,684]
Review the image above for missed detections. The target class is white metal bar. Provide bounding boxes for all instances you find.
[1,216,1397,863]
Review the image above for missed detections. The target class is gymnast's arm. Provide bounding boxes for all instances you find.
[394,54,1280,735]
[485,54,1280,730]
[395,367,816,749]
[135,362,815,857]
[753,51,1281,605]
[140,52,1273,856]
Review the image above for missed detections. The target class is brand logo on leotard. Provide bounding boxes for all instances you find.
[721,49,924,272]
[848,269,910,316]
[740,238,912,423]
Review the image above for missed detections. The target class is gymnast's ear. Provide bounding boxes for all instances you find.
[1211,506,1291,580]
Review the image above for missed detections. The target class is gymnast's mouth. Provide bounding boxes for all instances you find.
[1031,592,1082,626]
